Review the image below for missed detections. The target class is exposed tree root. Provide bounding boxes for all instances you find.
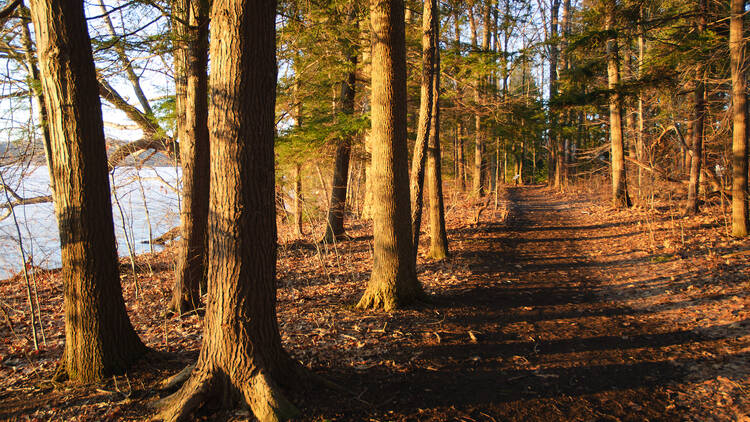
[155,367,299,422]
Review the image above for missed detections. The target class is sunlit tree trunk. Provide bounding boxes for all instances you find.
[730,0,749,237]
[358,0,423,311]
[605,3,631,208]
[157,0,299,420]
[548,0,560,187]
[410,0,436,260]
[171,0,210,314]
[426,6,448,260]
[28,0,146,382]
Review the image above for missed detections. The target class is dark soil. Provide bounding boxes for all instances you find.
[1,185,748,421]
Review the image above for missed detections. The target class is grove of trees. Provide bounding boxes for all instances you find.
[0,0,748,419]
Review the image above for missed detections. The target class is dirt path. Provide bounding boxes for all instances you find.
[298,186,749,421]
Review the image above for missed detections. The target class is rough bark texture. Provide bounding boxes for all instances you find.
[357,0,424,311]
[409,0,436,260]
[730,0,749,237]
[323,50,357,243]
[426,35,449,260]
[171,0,210,314]
[605,5,631,208]
[28,0,146,382]
[157,1,299,420]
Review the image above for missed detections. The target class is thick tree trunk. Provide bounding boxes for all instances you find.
[605,5,631,208]
[409,0,436,260]
[171,0,210,315]
[730,0,749,237]
[157,1,299,420]
[28,0,146,382]
[427,36,449,260]
[358,0,423,311]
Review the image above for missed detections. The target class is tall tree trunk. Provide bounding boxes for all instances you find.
[453,6,466,192]
[685,0,707,215]
[157,1,300,420]
[426,7,449,260]
[358,0,423,311]
[636,9,646,198]
[470,4,484,197]
[605,4,631,208]
[20,4,54,194]
[730,0,749,237]
[323,12,358,243]
[28,0,146,382]
[409,0,436,260]
[548,0,561,187]
[171,0,210,315]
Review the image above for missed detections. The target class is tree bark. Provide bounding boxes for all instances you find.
[293,162,303,237]
[28,0,146,382]
[470,4,484,197]
[157,1,299,420]
[605,3,631,208]
[357,0,423,311]
[730,0,749,237]
[453,6,466,192]
[323,27,358,243]
[409,0,436,260]
[171,0,210,315]
[426,28,449,260]
[548,0,561,187]
[685,0,707,215]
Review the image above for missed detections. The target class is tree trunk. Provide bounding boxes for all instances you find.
[358,0,423,311]
[28,0,146,382]
[457,122,466,190]
[548,0,561,187]
[427,32,449,260]
[157,1,300,420]
[409,0,436,260]
[470,4,484,197]
[171,0,210,315]
[605,4,631,208]
[730,0,749,237]
[20,7,54,194]
[453,7,466,192]
[323,14,358,243]
[685,0,707,215]
[294,163,303,237]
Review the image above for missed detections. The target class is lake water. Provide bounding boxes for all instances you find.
[0,166,181,279]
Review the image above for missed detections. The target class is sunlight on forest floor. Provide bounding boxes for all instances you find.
[0,182,748,421]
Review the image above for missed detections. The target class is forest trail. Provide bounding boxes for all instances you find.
[0,186,747,421]
[300,185,749,421]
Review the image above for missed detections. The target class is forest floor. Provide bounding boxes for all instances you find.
[0,184,749,421]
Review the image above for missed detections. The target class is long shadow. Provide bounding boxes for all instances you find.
[301,186,747,419]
